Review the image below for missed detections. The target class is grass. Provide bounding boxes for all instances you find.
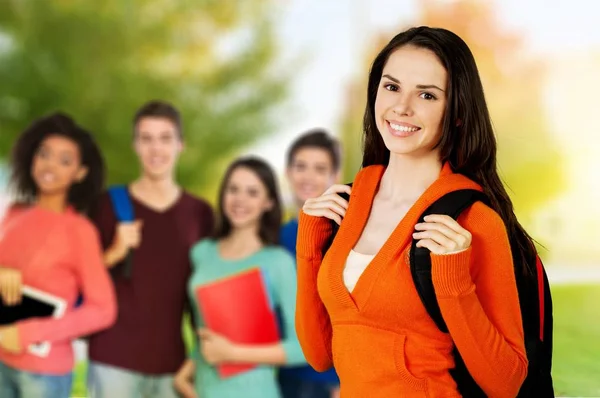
[71,362,87,397]
[551,284,600,397]
[69,286,600,397]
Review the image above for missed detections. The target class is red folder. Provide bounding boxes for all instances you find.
[195,267,280,378]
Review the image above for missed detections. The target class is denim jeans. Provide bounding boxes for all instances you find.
[87,361,179,398]
[277,370,335,398]
[0,361,73,398]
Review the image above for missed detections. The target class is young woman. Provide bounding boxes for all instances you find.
[0,113,117,398]
[296,27,531,398]
[174,157,305,398]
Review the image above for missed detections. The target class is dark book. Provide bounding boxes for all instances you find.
[0,286,66,356]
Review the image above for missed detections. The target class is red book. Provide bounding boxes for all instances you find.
[195,267,280,378]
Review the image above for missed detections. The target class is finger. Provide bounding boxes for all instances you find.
[132,233,142,244]
[0,286,8,305]
[306,200,347,218]
[306,208,342,225]
[326,210,343,226]
[126,232,141,243]
[321,193,350,209]
[3,278,12,305]
[181,385,197,398]
[2,288,10,305]
[413,230,458,251]
[124,226,139,235]
[126,231,142,241]
[0,281,6,302]
[423,215,470,237]
[175,380,196,398]
[414,222,462,242]
[323,184,352,196]
[197,328,211,339]
[14,280,22,305]
[126,228,140,237]
[305,194,348,212]
[8,278,18,305]
[415,238,445,255]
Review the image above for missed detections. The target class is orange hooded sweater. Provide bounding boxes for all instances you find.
[295,163,528,398]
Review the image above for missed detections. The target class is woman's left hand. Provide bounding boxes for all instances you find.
[198,328,236,365]
[413,214,472,255]
[0,324,23,354]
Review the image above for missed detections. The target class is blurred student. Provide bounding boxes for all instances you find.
[278,130,341,398]
[86,101,214,398]
[0,113,116,398]
[174,157,305,398]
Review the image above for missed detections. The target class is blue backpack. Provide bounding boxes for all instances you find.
[107,185,135,278]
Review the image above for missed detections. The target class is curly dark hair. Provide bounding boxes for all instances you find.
[9,112,106,213]
[214,156,282,246]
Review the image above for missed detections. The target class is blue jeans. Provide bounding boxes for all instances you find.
[87,361,179,398]
[0,362,73,398]
[277,371,334,398]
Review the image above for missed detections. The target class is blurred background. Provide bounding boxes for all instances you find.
[0,0,599,396]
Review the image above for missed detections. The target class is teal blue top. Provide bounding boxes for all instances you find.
[188,239,306,398]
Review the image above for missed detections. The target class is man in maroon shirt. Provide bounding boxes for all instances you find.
[87,101,213,398]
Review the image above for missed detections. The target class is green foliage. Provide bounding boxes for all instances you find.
[0,0,289,199]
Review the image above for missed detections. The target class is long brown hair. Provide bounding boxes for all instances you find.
[362,26,536,275]
[213,156,282,245]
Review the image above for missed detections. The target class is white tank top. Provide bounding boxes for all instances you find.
[343,249,376,293]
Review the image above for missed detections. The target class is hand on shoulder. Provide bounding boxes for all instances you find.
[302,184,352,225]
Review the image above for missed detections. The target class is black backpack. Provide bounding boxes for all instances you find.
[323,185,554,397]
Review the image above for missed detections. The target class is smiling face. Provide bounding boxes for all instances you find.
[31,134,87,198]
[134,116,183,180]
[286,147,337,206]
[222,166,274,231]
[374,45,448,159]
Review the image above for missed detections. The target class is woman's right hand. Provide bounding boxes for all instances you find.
[302,184,352,225]
[0,267,22,306]
[174,359,197,398]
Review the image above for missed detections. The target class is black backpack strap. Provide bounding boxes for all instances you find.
[410,189,489,398]
[322,183,353,257]
[409,189,489,332]
[540,263,555,396]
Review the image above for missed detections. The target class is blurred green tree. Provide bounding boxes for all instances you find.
[339,0,565,228]
[0,0,289,202]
